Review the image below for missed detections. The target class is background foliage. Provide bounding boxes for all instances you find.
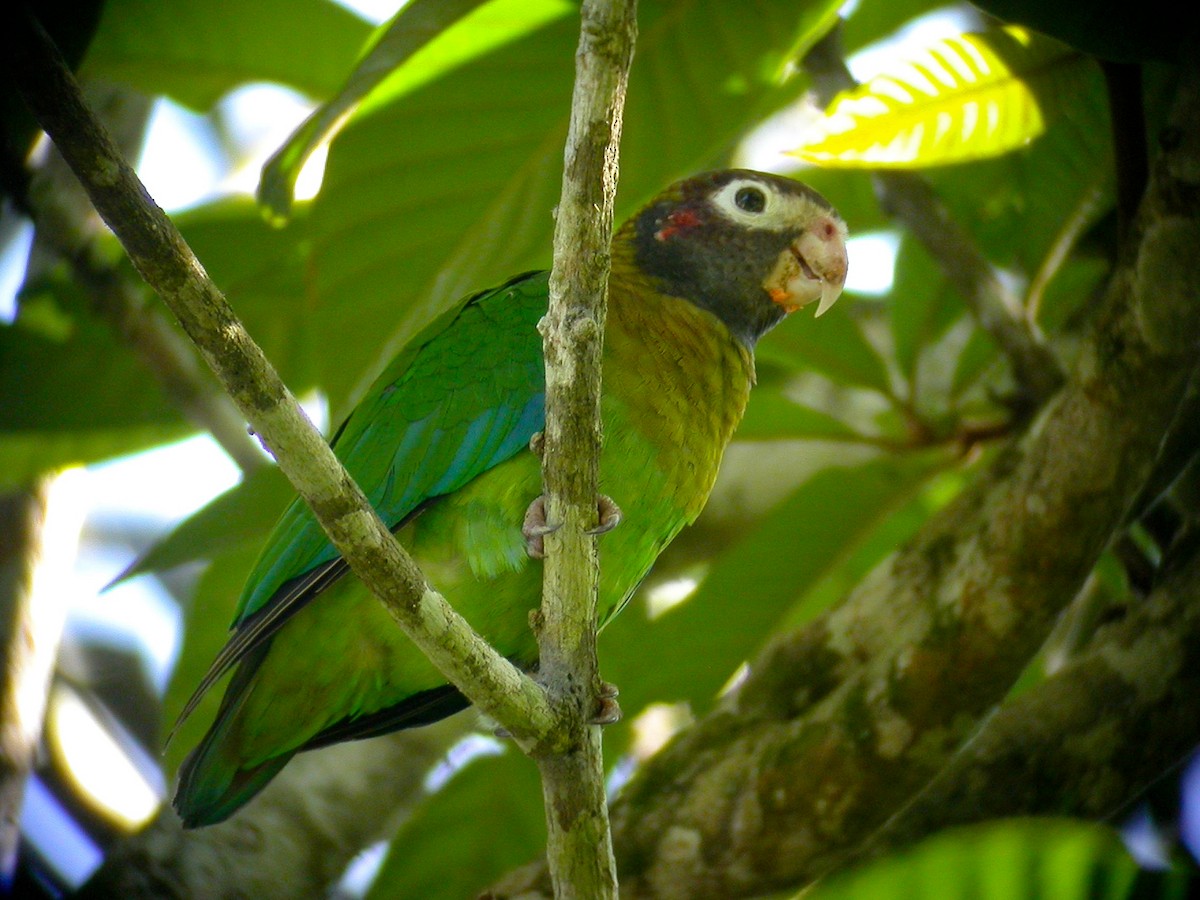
[3,0,1196,896]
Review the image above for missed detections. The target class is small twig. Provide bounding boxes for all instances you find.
[802,27,1066,407]
[1024,180,1105,323]
[3,4,561,752]
[535,0,638,895]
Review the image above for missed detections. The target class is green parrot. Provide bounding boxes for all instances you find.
[173,169,848,827]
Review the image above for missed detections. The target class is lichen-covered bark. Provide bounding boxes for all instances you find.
[856,529,1200,860]
[489,55,1200,900]
[535,0,637,895]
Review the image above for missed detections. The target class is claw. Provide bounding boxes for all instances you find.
[586,495,622,536]
[590,694,622,725]
[523,494,620,558]
[522,495,559,559]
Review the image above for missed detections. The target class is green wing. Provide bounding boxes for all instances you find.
[177,272,548,727]
[241,270,548,621]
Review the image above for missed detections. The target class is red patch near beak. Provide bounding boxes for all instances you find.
[654,208,702,242]
[768,287,800,313]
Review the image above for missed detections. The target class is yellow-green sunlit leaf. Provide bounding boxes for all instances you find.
[791,27,1090,168]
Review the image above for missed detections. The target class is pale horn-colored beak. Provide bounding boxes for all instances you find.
[765,213,849,317]
[794,214,848,318]
[814,278,843,318]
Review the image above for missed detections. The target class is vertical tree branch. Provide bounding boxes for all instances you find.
[536,0,637,895]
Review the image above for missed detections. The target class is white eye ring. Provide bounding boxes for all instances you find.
[711,178,779,227]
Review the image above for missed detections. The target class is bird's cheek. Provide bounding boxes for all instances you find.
[762,246,818,314]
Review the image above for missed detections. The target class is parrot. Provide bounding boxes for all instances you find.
[172,169,848,827]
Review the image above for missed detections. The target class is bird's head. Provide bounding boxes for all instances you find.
[620,169,848,347]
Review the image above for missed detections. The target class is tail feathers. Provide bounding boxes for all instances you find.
[171,644,290,828]
[173,721,293,828]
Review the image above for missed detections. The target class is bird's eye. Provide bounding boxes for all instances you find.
[734,186,767,213]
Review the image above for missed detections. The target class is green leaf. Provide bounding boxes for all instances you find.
[367,747,545,900]
[112,465,292,585]
[803,818,1189,900]
[0,276,189,488]
[757,302,895,397]
[921,60,1111,277]
[791,27,1091,168]
[305,0,845,411]
[889,235,967,386]
[602,452,948,713]
[780,464,965,628]
[165,198,318,390]
[737,383,870,442]
[81,0,373,110]
[258,0,494,222]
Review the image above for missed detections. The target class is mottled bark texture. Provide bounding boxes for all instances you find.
[534,0,637,895]
[491,56,1200,900]
[857,527,1200,861]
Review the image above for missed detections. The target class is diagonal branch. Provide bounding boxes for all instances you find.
[852,526,1200,865]
[2,5,560,752]
[29,128,267,474]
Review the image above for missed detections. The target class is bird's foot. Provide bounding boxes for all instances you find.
[523,495,622,558]
[587,495,622,536]
[522,495,559,559]
[591,681,622,725]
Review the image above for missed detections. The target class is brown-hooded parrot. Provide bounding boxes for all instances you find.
[173,169,848,826]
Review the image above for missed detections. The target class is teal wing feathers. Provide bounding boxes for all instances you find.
[241,270,549,622]
[175,272,549,731]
